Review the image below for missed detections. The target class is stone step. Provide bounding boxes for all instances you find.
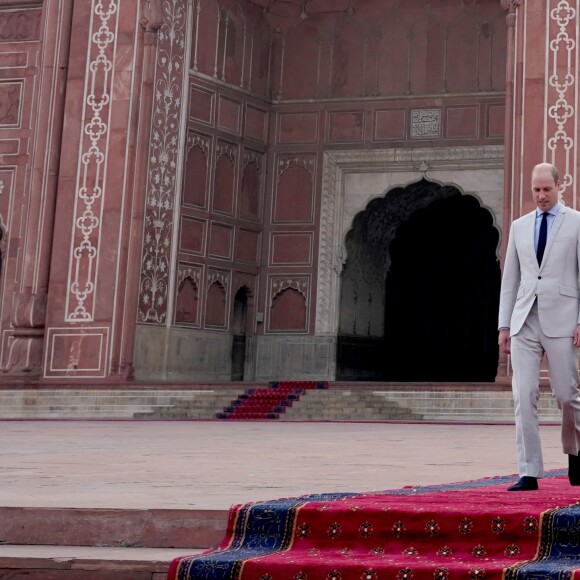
[0,389,241,419]
[373,390,560,421]
[0,507,227,549]
[0,544,199,579]
[0,385,565,422]
[281,390,424,421]
[279,389,561,423]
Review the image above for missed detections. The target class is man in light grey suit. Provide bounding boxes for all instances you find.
[498,163,580,491]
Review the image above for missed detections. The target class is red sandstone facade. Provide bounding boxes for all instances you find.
[0,0,567,383]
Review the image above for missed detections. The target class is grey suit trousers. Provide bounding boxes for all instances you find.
[511,302,580,477]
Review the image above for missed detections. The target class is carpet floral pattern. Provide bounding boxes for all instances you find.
[168,473,580,580]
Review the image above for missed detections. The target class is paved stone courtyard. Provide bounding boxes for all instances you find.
[0,421,567,510]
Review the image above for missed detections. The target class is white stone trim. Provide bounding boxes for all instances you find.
[315,145,504,336]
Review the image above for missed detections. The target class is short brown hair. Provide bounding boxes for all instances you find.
[532,162,559,183]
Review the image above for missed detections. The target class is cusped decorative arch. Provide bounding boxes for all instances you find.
[315,145,504,336]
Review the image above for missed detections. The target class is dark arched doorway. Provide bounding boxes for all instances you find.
[336,179,500,382]
[231,287,248,381]
[384,193,500,381]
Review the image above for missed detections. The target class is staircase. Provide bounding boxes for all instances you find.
[0,383,563,423]
[0,388,240,420]
[216,381,328,420]
[369,387,560,423]
[0,506,226,578]
[280,389,424,421]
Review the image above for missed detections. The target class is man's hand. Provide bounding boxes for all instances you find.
[574,324,580,347]
[498,329,511,355]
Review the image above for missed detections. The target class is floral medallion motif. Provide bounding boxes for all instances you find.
[393,521,405,537]
[491,517,505,534]
[523,516,538,533]
[297,523,311,539]
[327,522,341,539]
[459,518,474,535]
[504,544,520,557]
[425,520,440,536]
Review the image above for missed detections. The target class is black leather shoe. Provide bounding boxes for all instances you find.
[507,476,538,491]
[568,454,580,485]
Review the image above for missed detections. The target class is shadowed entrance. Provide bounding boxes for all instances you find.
[337,180,500,381]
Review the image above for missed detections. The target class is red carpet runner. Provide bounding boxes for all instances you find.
[168,472,580,580]
[217,381,329,420]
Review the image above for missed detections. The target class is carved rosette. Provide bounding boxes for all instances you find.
[546,0,576,201]
[138,0,187,323]
[66,0,119,322]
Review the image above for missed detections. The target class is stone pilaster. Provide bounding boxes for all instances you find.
[1,1,74,376]
[498,0,580,380]
[42,0,145,380]
[504,0,579,218]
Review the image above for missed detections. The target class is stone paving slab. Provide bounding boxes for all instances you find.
[0,421,567,511]
[0,544,196,564]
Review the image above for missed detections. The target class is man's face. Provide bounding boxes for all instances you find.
[532,168,560,211]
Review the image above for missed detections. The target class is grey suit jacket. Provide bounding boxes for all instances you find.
[498,204,580,337]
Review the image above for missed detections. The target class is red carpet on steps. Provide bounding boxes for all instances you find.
[168,471,580,580]
[217,381,329,420]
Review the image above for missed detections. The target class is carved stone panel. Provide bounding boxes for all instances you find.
[65,0,120,322]
[213,141,237,215]
[0,10,42,42]
[0,81,22,127]
[240,149,263,220]
[205,269,230,329]
[183,131,211,208]
[268,275,310,333]
[410,109,441,139]
[139,0,187,324]
[175,264,202,326]
[273,154,315,223]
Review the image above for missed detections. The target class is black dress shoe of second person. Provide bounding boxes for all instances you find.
[507,476,538,491]
[568,453,580,485]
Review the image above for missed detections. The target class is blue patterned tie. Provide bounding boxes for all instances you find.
[537,212,548,265]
